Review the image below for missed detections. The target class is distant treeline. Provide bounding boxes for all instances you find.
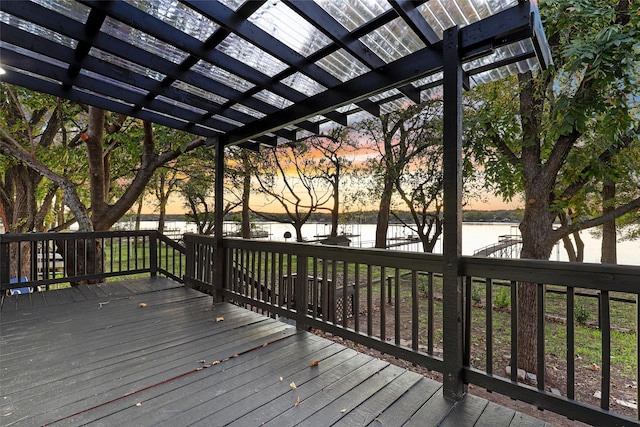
[127,209,524,225]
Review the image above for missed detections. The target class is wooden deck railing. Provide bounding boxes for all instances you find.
[3,231,639,425]
[0,231,185,291]
[182,234,640,427]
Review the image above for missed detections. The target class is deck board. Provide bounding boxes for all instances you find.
[1,277,551,427]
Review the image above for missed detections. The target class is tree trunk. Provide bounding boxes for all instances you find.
[241,166,251,239]
[294,223,304,242]
[135,196,143,231]
[517,199,556,374]
[601,179,617,264]
[330,179,339,237]
[375,178,394,248]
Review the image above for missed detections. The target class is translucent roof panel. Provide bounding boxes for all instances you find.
[217,33,289,78]
[359,17,425,63]
[315,0,392,32]
[31,0,89,24]
[89,48,166,82]
[172,81,229,106]
[248,1,333,58]
[253,90,294,109]
[0,13,77,50]
[126,0,219,43]
[315,49,369,82]
[192,60,256,93]
[281,72,327,97]
[418,0,518,38]
[102,17,189,64]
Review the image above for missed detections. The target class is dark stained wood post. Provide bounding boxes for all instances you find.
[149,231,158,277]
[213,139,225,303]
[295,254,309,330]
[0,235,8,288]
[442,25,466,400]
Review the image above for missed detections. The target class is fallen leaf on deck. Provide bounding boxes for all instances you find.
[340,408,347,413]
[139,303,147,308]
[198,359,206,363]
[289,381,297,390]
[135,402,143,407]
[310,360,320,367]
[211,360,220,366]
[232,354,238,358]
[294,396,301,406]
[279,376,284,382]
[216,317,224,322]
[196,367,204,371]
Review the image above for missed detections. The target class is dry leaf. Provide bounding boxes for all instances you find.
[294,396,301,407]
[198,359,206,364]
[135,402,142,407]
[211,360,220,366]
[216,316,224,322]
[196,367,204,371]
[590,363,601,371]
[340,408,347,413]
[289,381,297,390]
[310,360,320,367]
[279,376,284,382]
[232,354,238,358]
[139,303,147,308]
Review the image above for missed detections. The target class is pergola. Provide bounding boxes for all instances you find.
[0,0,551,399]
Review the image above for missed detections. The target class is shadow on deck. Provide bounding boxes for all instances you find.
[1,278,551,426]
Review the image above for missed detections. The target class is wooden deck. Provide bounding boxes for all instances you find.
[1,278,552,426]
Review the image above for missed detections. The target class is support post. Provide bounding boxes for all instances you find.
[149,231,158,277]
[0,235,9,290]
[295,255,309,330]
[442,25,466,400]
[213,140,225,303]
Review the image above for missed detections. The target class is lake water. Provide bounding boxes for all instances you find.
[125,220,639,267]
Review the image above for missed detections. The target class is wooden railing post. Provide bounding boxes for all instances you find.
[213,139,225,303]
[295,255,309,330]
[149,231,158,277]
[0,235,9,289]
[442,25,466,400]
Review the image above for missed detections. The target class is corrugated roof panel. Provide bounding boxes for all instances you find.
[248,1,333,58]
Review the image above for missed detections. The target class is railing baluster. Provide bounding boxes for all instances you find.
[367,264,373,337]
[510,280,518,382]
[600,290,611,411]
[380,266,386,342]
[428,271,434,356]
[395,268,401,346]
[411,270,418,351]
[537,282,545,391]
[354,263,360,334]
[321,258,328,321]
[331,259,337,324]
[485,278,493,375]
[464,276,472,367]
[342,260,348,327]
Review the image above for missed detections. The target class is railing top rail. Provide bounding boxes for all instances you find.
[464,255,640,292]
[216,236,443,271]
[0,230,158,243]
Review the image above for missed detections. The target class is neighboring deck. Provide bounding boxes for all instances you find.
[1,278,551,427]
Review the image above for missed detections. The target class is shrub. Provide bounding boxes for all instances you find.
[575,305,590,325]
[494,286,511,309]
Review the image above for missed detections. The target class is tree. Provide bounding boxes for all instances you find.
[303,128,358,237]
[468,0,640,373]
[252,141,332,242]
[357,100,444,248]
